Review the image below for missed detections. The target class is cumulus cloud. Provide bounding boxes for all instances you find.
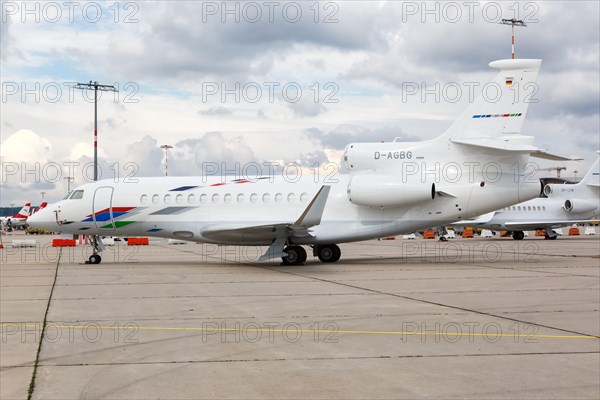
[68,142,109,161]
[168,131,257,176]
[0,9,15,61]
[0,129,52,162]
[123,135,164,177]
[198,106,232,116]
[306,125,420,150]
[1,1,598,204]
[287,96,328,118]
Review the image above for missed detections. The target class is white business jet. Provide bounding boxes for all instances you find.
[29,58,567,264]
[455,156,599,239]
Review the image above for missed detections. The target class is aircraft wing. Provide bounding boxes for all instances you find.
[452,211,497,226]
[201,222,317,243]
[201,186,331,246]
[504,220,599,231]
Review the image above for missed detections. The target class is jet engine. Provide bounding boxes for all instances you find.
[347,175,435,208]
[563,199,598,214]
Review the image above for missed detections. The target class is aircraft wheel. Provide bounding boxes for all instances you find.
[544,234,557,240]
[282,246,307,265]
[89,254,102,264]
[512,231,525,240]
[317,244,341,263]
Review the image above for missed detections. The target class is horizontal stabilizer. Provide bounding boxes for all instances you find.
[530,150,581,161]
[452,138,576,160]
[452,137,536,152]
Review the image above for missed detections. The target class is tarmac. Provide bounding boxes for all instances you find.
[1,232,599,399]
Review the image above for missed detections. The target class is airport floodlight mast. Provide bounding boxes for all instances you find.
[499,18,527,59]
[160,144,174,176]
[64,176,73,193]
[74,81,118,181]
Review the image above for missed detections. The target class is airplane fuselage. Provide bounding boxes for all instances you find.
[32,144,540,246]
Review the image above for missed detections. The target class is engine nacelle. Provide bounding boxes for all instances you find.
[347,175,435,208]
[563,199,598,214]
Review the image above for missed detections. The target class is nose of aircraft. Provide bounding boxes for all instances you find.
[27,205,59,231]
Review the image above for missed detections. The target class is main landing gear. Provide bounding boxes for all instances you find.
[512,231,525,240]
[281,245,307,265]
[315,244,341,263]
[280,244,341,265]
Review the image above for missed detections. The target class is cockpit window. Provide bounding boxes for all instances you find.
[70,190,84,200]
[63,191,73,200]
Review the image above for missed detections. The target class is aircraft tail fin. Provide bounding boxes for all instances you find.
[442,59,542,141]
[32,202,48,215]
[14,203,31,219]
[579,155,600,187]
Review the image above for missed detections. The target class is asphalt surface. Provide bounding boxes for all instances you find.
[1,232,599,399]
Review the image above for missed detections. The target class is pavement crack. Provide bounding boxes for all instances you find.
[26,248,62,400]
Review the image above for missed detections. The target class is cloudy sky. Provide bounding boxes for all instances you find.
[1,1,599,205]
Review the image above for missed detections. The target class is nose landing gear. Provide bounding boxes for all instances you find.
[85,235,105,264]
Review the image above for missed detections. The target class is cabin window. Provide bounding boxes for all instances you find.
[237,193,245,203]
[300,192,308,202]
[224,194,232,203]
[250,193,258,203]
[275,193,283,203]
[517,206,521,211]
[140,194,148,204]
[164,194,172,204]
[287,193,296,203]
[200,194,208,204]
[70,190,84,200]
[262,193,270,203]
[212,194,219,203]
[176,194,183,204]
[152,194,159,204]
[542,206,546,211]
[188,194,196,203]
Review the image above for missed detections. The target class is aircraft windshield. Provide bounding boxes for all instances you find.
[69,190,84,200]
[63,191,73,200]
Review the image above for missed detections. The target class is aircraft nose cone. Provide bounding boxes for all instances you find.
[27,207,56,231]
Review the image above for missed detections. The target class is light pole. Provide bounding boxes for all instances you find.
[64,176,73,193]
[74,81,118,181]
[160,144,174,176]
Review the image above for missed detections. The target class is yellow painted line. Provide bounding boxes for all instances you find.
[1,323,598,340]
